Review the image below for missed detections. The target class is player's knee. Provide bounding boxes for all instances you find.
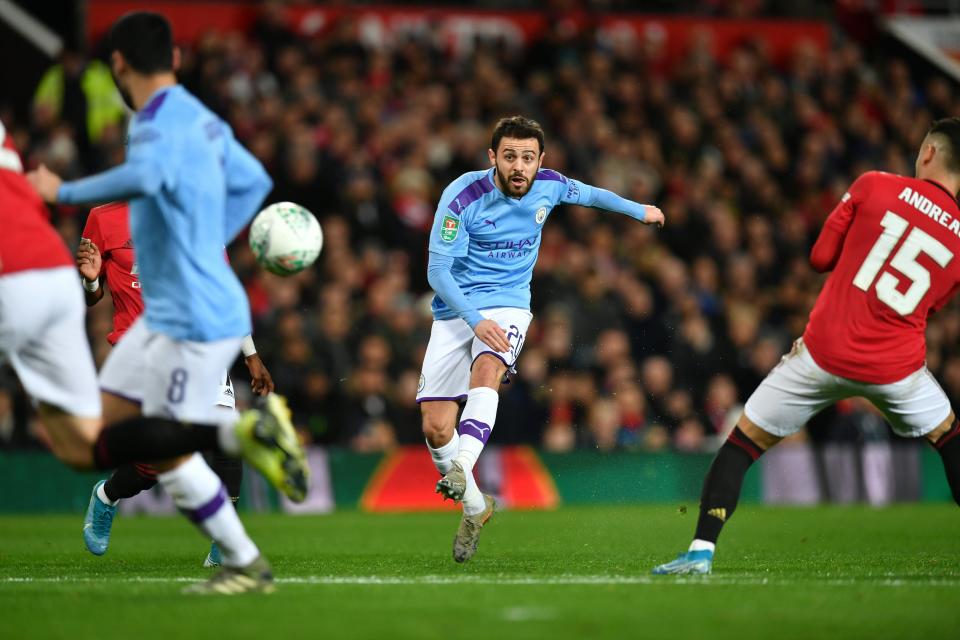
[421,413,454,447]
[421,418,451,446]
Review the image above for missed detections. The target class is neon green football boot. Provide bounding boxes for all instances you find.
[234,393,309,503]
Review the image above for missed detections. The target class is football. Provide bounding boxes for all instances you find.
[249,202,323,276]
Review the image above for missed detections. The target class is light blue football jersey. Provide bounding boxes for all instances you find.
[428,168,644,321]
[60,85,272,341]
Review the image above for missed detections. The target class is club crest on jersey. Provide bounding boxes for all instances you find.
[440,214,459,242]
[535,207,547,224]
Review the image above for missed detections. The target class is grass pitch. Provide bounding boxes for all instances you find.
[0,505,957,640]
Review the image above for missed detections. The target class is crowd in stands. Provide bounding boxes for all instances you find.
[3,4,960,456]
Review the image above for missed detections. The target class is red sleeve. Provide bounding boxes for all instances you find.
[81,208,104,251]
[810,173,873,273]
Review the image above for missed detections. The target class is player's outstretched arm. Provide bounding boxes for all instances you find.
[223,138,273,243]
[239,335,274,396]
[76,238,105,306]
[28,160,164,205]
[427,252,510,353]
[560,178,664,227]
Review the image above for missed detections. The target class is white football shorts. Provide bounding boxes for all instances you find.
[99,317,241,422]
[417,306,532,402]
[745,338,950,439]
[0,266,101,417]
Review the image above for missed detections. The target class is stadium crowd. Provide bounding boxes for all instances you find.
[3,5,960,457]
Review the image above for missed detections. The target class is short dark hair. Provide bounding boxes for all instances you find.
[109,12,174,74]
[928,117,960,174]
[491,116,545,155]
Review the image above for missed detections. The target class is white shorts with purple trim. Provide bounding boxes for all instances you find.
[99,317,241,421]
[417,307,532,403]
[0,267,100,417]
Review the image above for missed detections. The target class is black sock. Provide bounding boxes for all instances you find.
[93,417,221,470]
[932,419,960,507]
[694,427,765,545]
[103,463,158,502]
[206,451,243,501]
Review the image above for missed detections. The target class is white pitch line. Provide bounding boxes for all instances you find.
[2,574,960,587]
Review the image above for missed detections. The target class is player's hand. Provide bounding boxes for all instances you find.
[474,319,511,354]
[76,238,102,282]
[26,163,63,203]
[643,206,665,228]
[244,353,275,396]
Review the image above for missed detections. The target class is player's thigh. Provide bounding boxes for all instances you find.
[469,307,533,376]
[141,332,242,423]
[417,318,474,403]
[0,267,100,419]
[99,316,150,406]
[101,390,141,424]
[37,406,100,469]
[864,367,952,439]
[743,339,841,437]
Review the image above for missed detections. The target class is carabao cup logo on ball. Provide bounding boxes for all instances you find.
[250,202,323,276]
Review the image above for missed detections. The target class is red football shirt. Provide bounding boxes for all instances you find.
[0,124,71,275]
[82,202,144,345]
[803,171,960,384]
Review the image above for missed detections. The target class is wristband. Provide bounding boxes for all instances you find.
[241,335,257,357]
[82,277,99,293]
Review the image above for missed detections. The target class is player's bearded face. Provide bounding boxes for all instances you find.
[110,52,135,111]
[492,138,543,198]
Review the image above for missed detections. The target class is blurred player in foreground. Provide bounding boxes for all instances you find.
[421,116,664,562]
[76,202,275,567]
[28,12,307,594]
[654,118,960,575]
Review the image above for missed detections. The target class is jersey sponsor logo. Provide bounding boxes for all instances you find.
[440,214,460,242]
[565,181,580,201]
[477,236,536,259]
[535,207,547,224]
[841,192,851,203]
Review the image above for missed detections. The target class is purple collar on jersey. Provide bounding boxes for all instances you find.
[137,86,174,123]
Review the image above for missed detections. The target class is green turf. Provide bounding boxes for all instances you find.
[0,505,958,639]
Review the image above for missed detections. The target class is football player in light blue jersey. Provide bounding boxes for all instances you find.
[28,12,307,594]
[418,116,665,561]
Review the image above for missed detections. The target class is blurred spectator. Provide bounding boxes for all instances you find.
[32,48,125,171]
